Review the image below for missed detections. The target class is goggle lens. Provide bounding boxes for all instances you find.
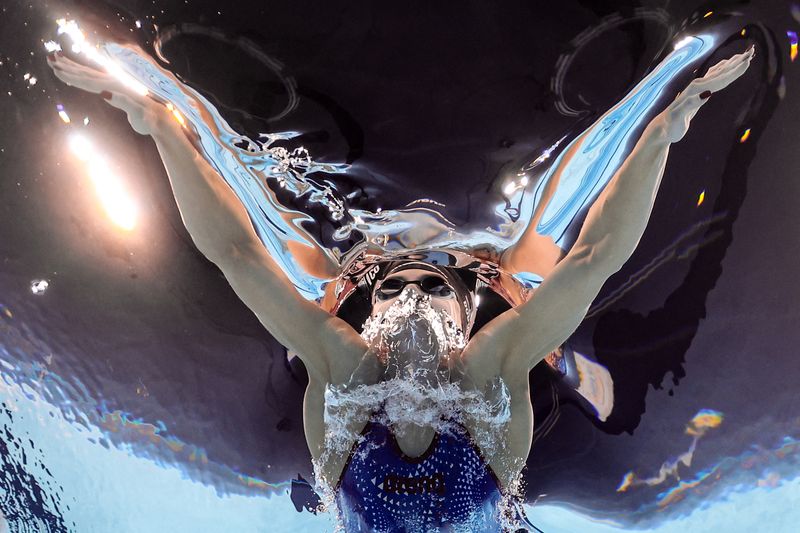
[377,276,453,299]
[420,277,452,297]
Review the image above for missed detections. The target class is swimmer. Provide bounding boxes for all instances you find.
[47,44,754,531]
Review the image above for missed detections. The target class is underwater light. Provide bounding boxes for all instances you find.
[68,133,139,231]
[674,36,695,51]
[55,18,149,97]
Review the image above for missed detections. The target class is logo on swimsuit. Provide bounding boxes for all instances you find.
[383,473,445,496]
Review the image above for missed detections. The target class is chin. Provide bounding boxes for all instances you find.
[362,293,467,358]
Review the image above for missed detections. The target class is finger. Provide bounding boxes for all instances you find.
[693,47,754,84]
[715,49,753,75]
[684,53,752,97]
[47,54,104,80]
[706,57,733,75]
[46,53,103,76]
[693,58,752,93]
[707,48,755,76]
[48,58,130,98]
[50,65,112,93]
[48,57,106,81]
[701,57,746,84]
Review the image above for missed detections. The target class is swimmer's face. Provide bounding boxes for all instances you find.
[371,268,465,332]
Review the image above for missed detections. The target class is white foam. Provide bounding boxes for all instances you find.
[360,290,466,365]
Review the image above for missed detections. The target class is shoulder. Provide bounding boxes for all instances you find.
[460,327,511,386]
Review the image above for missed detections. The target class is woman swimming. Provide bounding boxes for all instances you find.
[47,41,753,531]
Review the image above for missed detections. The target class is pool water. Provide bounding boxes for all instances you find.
[1,1,799,531]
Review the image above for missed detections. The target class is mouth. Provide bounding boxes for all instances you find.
[361,291,466,355]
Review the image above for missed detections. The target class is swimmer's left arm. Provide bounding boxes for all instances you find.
[466,47,753,374]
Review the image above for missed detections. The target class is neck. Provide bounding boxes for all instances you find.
[382,349,461,387]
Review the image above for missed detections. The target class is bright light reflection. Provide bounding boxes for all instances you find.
[166,103,186,126]
[503,175,530,196]
[69,133,138,231]
[55,19,149,97]
[739,128,751,143]
[674,36,694,51]
[57,104,71,124]
[30,279,49,295]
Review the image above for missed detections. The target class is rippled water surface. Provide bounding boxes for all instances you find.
[1,1,800,531]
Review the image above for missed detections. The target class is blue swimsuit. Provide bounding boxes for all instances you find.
[335,418,505,532]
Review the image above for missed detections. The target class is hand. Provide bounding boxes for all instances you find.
[46,51,163,135]
[663,45,755,143]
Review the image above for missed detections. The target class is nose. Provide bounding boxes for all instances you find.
[403,284,426,297]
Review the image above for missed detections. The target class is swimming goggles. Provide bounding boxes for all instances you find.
[376,276,454,300]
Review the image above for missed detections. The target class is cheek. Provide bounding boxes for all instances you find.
[372,297,391,315]
[431,300,462,326]
[371,299,392,317]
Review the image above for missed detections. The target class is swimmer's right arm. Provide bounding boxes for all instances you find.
[47,53,367,382]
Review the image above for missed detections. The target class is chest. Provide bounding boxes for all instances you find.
[337,421,503,531]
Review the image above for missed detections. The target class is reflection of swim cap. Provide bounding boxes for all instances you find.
[329,248,511,337]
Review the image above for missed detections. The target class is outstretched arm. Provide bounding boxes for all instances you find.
[465,47,754,374]
[500,41,741,282]
[48,53,366,382]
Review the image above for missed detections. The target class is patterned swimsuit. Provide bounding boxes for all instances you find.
[335,417,505,532]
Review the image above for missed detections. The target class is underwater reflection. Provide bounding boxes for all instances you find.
[41,13,757,530]
[1,2,798,532]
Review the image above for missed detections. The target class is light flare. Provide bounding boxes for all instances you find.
[673,36,694,51]
[616,471,635,492]
[697,190,705,206]
[788,31,798,62]
[503,175,530,196]
[68,133,139,231]
[686,408,723,436]
[55,18,149,97]
[56,104,71,124]
[739,128,752,143]
[30,280,49,295]
[166,103,186,126]
[43,40,62,53]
